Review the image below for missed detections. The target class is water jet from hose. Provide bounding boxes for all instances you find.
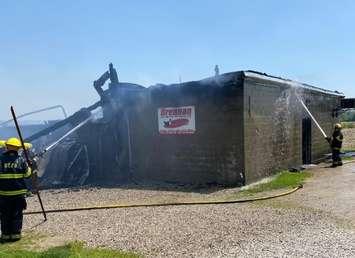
[295,94,327,138]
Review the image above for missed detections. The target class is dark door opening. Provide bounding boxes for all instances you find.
[302,118,312,164]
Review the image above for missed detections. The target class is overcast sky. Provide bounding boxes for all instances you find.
[0,0,354,120]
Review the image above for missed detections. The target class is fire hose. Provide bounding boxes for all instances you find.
[34,116,92,158]
[24,158,355,216]
[24,184,303,216]
[295,94,328,138]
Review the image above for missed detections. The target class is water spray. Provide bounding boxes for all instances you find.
[36,116,92,158]
[295,94,327,138]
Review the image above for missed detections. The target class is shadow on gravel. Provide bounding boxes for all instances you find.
[41,181,239,195]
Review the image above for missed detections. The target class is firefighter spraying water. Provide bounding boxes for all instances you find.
[326,123,344,167]
[0,106,93,236]
[295,93,343,166]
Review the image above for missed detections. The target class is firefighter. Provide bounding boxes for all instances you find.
[326,123,343,167]
[0,138,34,242]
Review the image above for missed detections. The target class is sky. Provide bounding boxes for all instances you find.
[0,0,354,120]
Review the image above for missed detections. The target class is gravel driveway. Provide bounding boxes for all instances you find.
[343,128,355,150]
[24,162,355,257]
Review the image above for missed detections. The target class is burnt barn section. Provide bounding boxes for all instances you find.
[37,69,345,188]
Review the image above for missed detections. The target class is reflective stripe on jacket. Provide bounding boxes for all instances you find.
[0,151,31,196]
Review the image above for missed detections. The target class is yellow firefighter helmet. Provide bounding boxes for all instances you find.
[334,123,342,130]
[4,138,32,149]
[5,138,22,148]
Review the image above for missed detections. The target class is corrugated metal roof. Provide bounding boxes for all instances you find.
[243,70,344,97]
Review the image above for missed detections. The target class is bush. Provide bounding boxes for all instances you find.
[340,110,355,122]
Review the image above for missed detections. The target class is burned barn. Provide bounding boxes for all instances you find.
[32,66,346,188]
[126,71,343,185]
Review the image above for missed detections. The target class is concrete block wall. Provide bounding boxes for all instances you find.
[243,75,342,184]
[129,79,245,186]
[301,91,340,161]
[244,77,296,183]
[243,78,300,183]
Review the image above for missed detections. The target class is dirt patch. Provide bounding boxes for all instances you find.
[32,234,69,252]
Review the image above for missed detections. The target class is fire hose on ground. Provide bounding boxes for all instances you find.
[23,160,355,217]
[24,184,303,216]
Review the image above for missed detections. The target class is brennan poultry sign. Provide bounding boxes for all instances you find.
[158,106,196,135]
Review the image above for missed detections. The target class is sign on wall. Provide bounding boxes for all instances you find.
[158,106,196,135]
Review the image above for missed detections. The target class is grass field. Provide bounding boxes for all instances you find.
[341,121,355,129]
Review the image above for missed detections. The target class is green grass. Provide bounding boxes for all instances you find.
[341,121,355,129]
[240,171,312,194]
[0,237,140,258]
[342,156,355,161]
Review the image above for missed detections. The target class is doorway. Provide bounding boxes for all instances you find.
[302,117,312,164]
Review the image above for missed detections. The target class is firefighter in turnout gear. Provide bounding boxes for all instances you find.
[0,138,34,242]
[326,123,344,167]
